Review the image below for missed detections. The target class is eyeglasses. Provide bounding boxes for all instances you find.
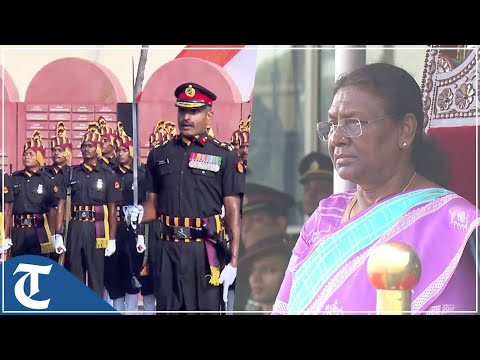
[316,114,395,142]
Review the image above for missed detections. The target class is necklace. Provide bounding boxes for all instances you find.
[402,171,416,193]
[348,171,417,220]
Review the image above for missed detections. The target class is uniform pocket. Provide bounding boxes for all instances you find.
[89,177,107,202]
[157,162,173,176]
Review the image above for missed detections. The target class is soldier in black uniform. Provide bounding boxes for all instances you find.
[1,170,14,261]
[125,82,245,312]
[44,122,72,181]
[98,116,119,170]
[10,131,66,258]
[297,151,334,219]
[233,183,295,311]
[104,130,156,313]
[64,128,122,298]
[42,122,73,261]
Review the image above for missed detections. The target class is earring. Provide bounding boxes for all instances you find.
[402,142,407,147]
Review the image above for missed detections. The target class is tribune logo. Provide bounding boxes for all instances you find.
[13,263,52,310]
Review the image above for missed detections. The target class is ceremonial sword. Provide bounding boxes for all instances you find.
[124,57,142,290]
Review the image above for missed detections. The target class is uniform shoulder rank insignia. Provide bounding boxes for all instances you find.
[4,186,8,194]
[101,164,115,174]
[236,161,245,174]
[188,152,221,172]
[114,181,120,189]
[209,138,234,152]
[199,136,208,145]
[53,185,59,193]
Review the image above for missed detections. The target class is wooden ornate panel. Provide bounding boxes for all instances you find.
[421,45,479,206]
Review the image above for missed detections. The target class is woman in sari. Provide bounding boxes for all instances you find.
[273,63,479,315]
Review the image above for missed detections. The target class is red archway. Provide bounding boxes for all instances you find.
[138,57,245,161]
[0,65,20,173]
[18,57,127,167]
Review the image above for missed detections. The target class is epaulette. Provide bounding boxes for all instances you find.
[12,170,23,176]
[101,164,116,174]
[209,136,235,152]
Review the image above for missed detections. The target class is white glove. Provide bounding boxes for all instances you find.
[218,264,237,304]
[52,234,66,254]
[1,238,13,252]
[105,239,116,257]
[123,205,144,230]
[136,235,146,253]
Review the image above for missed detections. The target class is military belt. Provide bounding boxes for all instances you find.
[14,214,45,228]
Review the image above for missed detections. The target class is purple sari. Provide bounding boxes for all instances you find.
[272,188,479,315]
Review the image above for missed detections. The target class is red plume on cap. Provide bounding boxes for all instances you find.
[51,122,73,160]
[115,121,127,138]
[99,120,116,146]
[87,121,101,133]
[24,130,46,166]
[82,128,103,158]
[114,134,133,158]
[239,131,249,146]
[231,129,242,144]
[244,114,252,133]
[149,132,162,149]
[154,120,166,134]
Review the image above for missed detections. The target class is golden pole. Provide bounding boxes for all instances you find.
[367,242,421,315]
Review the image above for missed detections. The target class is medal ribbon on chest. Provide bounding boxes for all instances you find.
[189,152,221,172]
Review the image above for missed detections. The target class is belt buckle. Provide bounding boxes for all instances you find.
[173,226,190,239]
[81,211,88,219]
[22,218,32,226]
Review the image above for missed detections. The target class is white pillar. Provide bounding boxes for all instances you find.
[304,45,319,155]
[333,45,367,193]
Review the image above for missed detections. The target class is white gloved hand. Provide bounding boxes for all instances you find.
[105,239,116,257]
[0,238,13,253]
[136,235,146,253]
[52,234,66,254]
[123,205,144,230]
[218,264,237,304]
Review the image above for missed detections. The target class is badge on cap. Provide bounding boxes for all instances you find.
[310,161,319,171]
[97,179,104,190]
[185,85,196,97]
[37,184,44,194]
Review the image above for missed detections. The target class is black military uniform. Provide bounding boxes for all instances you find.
[297,151,334,221]
[105,162,154,304]
[43,165,71,195]
[1,171,14,210]
[98,119,119,171]
[11,131,67,257]
[65,162,122,297]
[11,169,65,257]
[233,183,295,311]
[99,155,119,171]
[146,82,245,312]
